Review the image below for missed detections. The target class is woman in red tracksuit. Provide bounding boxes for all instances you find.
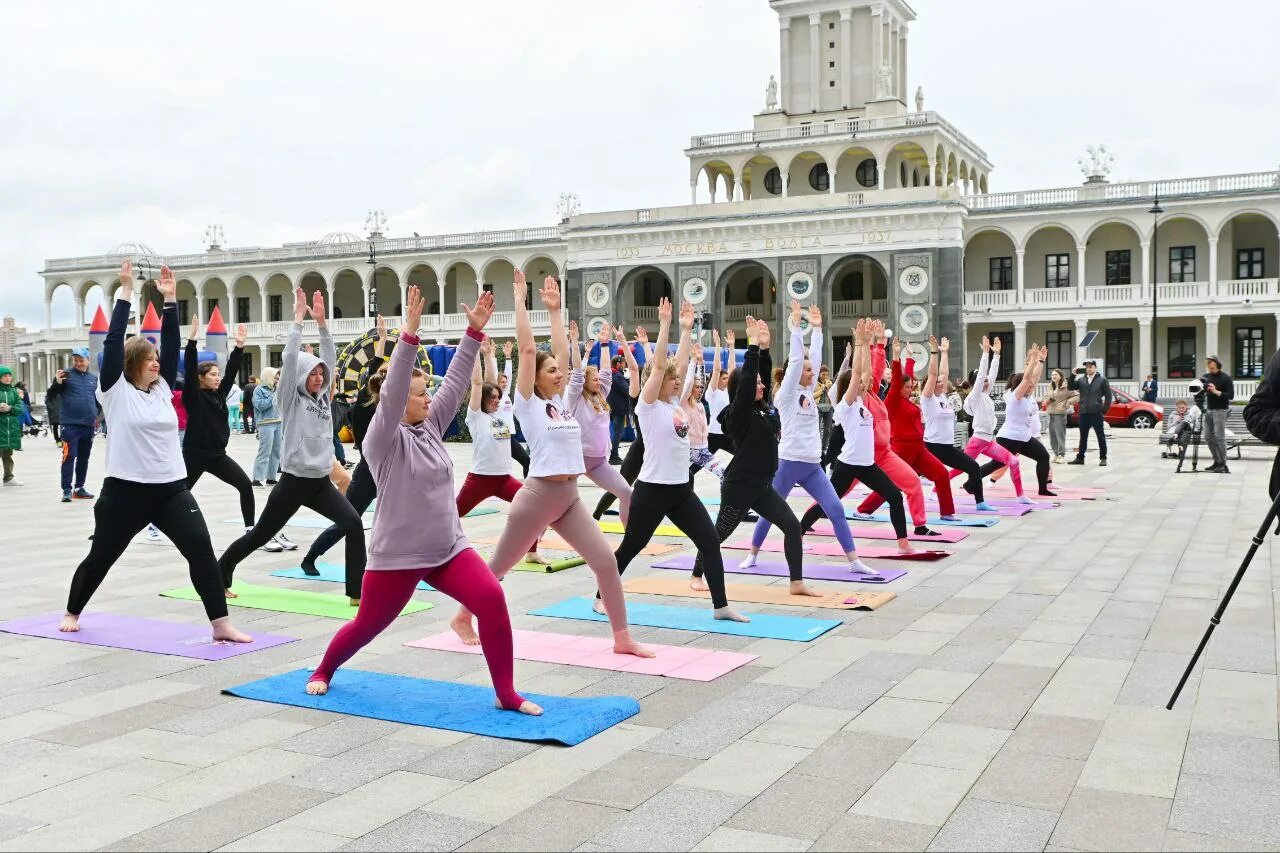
[852,328,943,536]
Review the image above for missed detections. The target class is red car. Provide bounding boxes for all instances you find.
[1065,389,1163,429]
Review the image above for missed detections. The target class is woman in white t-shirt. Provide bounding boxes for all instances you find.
[450,272,650,658]
[453,338,542,570]
[566,321,633,523]
[920,335,997,512]
[980,343,1057,497]
[60,261,251,643]
[611,300,745,620]
[705,329,734,456]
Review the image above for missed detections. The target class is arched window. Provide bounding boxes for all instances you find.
[856,159,878,188]
[899,163,908,187]
[747,277,764,304]
[837,272,864,301]
[763,167,783,195]
[808,163,830,192]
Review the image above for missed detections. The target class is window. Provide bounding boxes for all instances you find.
[986,331,1014,381]
[239,352,253,385]
[746,277,764,304]
[236,297,250,323]
[206,298,219,319]
[1046,330,1073,371]
[828,41,835,48]
[829,80,836,87]
[269,295,282,323]
[828,61,835,68]
[176,299,190,326]
[828,21,835,29]
[269,351,282,369]
[1167,326,1196,379]
[1046,254,1070,288]
[1237,248,1265,279]
[763,167,782,195]
[836,272,863,301]
[808,163,829,191]
[1169,246,1196,282]
[1105,250,1131,286]
[1235,327,1265,378]
[855,158,877,188]
[1105,329,1133,379]
[989,257,1012,290]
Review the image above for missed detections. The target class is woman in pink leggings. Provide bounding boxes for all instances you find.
[956,335,1028,501]
[451,272,651,659]
[306,286,541,715]
[566,320,633,524]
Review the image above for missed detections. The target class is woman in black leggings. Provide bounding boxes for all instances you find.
[182,317,257,533]
[690,317,819,597]
[920,336,995,511]
[609,302,743,620]
[61,261,250,643]
[593,328,650,519]
[979,344,1056,497]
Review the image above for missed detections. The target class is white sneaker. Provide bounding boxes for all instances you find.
[260,536,284,553]
[275,533,298,551]
[145,525,163,544]
[2,479,23,487]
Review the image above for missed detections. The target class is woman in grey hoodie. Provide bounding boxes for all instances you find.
[218,290,366,602]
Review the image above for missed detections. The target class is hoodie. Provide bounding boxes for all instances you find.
[277,323,336,478]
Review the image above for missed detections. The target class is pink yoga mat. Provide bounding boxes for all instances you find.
[406,628,758,681]
[652,554,908,584]
[0,612,298,660]
[841,488,1053,511]
[725,538,950,561]
[809,521,968,543]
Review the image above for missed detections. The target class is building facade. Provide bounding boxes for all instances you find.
[14,0,1280,403]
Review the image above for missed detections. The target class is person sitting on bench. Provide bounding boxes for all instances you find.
[1161,398,1201,458]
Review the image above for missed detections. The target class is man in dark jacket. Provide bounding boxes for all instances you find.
[47,347,98,502]
[1068,359,1113,466]
[1244,348,1280,497]
[242,375,257,435]
[1201,355,1234,473]
[606,354,630,464]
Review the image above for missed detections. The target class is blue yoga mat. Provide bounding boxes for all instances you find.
[848,510,998,528]
[531,597,840,642]
[271,563,434,591]
[223,668,640,746]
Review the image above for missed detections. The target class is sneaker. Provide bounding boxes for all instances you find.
[62,489,72,502]
[1067,458,1084,465]
[260,537,284,553]
[145,525,163,544]
[2,478,23,487]
[1054,454,1065,464]
[73,487,94,499]
[1099,459,1108,467]
[252,480,264,487]
[266,479,278,485]
[275,533,298,551]
[608,456,624,466]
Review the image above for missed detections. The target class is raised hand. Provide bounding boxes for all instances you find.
[293,288,308,323]
[635,326,649,345]
[513,270,528,308]
[310,290,327,327]
[481,338,495,357]
[657,297,672,326]
[928,335,939,353]
[981,335,990,353]
[568,320,580,346]
[614,324,627,343]
[118,260,135,302]
[725,329,735,349]
[809,303,822,328]
[712,329,721,348]
[234,324,247,348]
[156,265,176,302]
[756,318,772,350]
[376,314,387,342]
[1039,345,1049,361]
[403,285,424,336]
[992,336,1002,353]
[678,301,694,331]
[940,336,950,353]
[892,336,901,359]
[189,314,202,342]
[597,322,612,345]
[789,299,801,330]
[463,290,495,332]
[539,276,561,311]
[854,320,868,345]
[502,340,513,359]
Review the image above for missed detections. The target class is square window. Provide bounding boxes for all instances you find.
[829,41,835,48]
[829,80,835,87]
[829,22,835,29]
[829,60,835,68]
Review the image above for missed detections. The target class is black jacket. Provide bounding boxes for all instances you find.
[1200,370,1234,410]
[182,340,243,456]
[606,369,631,414]
[1068,372,1113,414]
[719,344,780,506]
[349,351,386,453]
[1244,349,1280,497]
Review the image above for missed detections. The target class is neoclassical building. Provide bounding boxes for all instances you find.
[15,0,1280,401]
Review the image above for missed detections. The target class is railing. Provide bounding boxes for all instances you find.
[1156,282,1209,302]
[723,304,777,321]
[689,110,988,161]
[831,299,891,318]
[965,170,1280,211]
[1084,284,1139,304]
[1027,288,1074,306]
[630,306,658,321]
[965,291,1014,307]
[966,278,1280,310]
[1220,278,1276,298]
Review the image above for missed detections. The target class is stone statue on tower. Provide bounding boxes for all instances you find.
[876,64,894,99]
[915,86,924,113]
[765,74,779,112]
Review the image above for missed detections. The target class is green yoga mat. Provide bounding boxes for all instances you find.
[160,582,433,620]
[512,556,585,573]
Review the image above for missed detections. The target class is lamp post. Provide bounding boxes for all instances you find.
[1149,191,1164,381]
[366,239,378,318]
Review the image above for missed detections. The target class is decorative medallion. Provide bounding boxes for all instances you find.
[898,265,929,296]
[682,277,708,305]
[585,282,610,310]
[786,271,815,302]
[899,304,929,335]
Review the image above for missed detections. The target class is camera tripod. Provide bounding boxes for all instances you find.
[1167,486,1280,709]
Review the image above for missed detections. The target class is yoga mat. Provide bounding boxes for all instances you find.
[846,510,999,528]
[599,521,687,538]
[0,612,297,660]
[652,554,907,585]
[406,628,757,681]
[224,506,497,531]
[511,556,586,573]
[473,535,684,558]
[724,538,950,562]
[161,583,432,620]
[852,503,1031,518]
[271,564,434,591]
[624,575,897,611]
[223,668,639,746]
[532,597,840,642]
[808,521,968,543]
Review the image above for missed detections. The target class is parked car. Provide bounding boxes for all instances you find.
[1065,389,1163,429]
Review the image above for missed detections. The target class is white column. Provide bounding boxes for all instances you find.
[839,8,853,108]
[779,18,791,113]
[1140,240,1151,290]
[886,21,896,96]
[325,281,335,320]
[1204,314,1220,362]
[809,13,822,112]
[829,169,837,194]
[259,284,269,326]
[195,285,206,321]
[1013,321,1027,372]
[1208,237,1219,293]
[690,180,698,205]
[1138,317,1153,379]
[362,284,373,319]
[898,25,908,101]
[1015,249,1026,305]
[871,7,882,87]
[45,299,53,333]
[1074,318,1090,361]
[438,281,447,328]
[259,344,270,372]
[399,282,408,318]
[1076,244,1087,303]
[709,175,718,203]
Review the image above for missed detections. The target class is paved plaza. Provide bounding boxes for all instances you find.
[0,431,1277,852]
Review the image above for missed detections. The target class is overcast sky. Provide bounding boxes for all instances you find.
[3,0,1277,329]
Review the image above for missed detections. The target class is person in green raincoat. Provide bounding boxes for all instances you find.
[0,366,23,486]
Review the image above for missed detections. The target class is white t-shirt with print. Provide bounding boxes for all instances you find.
[97,377,188,483]
[998,391,1041,442]
[920,394,957,445]
[466,406,515,476]
[514,391,585,478]
[706,388,729,435]
[834,398,876,467]
[635,397,692,485]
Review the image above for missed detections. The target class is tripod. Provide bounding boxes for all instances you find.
[1167,486,1280,709]
[1175,421,1202,473]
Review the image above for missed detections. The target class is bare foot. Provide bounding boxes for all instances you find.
[612,632,656,658]
[790,580,825,598]
[496,698,544,716]
[897,539,917,554]
[713,606,751,623]
[210,618,253,644]
[450,613,481,646]
[305,679,328,695]
[689,575,708,592]
[224,588,239,599]
[524,551,549,565]
[59,613,80,633]
[592,598,607,616]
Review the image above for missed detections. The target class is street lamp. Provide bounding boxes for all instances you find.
[1149,191,1164,381]
[366,239,378,318]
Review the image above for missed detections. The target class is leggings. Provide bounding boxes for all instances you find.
[185,451,255,528]
[800,460,908,540]
[305,459,376,566]
[310,548,524,710]
[862,448,927,527]
[509,436,530,478]
[220,472,365,598]
[707,433,734,456]
[68,477,227,621]
[981,436,1052,493]
[753,459,857,554]
[488,476,631,635]
[956,436,1023,497]
[858,442,954,518]
[688,447,725,481]
[694,487,803,581]
[583,456,632,524]
[454,472,539,553]
[614,479,728,608]
[925,441,984,504]
[593,433,644,518]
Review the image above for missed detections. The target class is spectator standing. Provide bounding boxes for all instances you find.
[242,375,257,434]
[1141,373,1159,403]
[1067,358,1113,467]
[47,347,99,502]
[1044,369,1079,463]
[606,353,630,464]
[0,366,22,485]
[1201,356,1234,473]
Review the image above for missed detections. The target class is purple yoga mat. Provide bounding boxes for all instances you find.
[809,521,968,543]
[0,612,299,660]
[651,555,907,584]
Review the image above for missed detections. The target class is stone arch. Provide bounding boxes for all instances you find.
[199,277,230,324]
[700,159,736,202]
[405,263,441,316]
[824,254,890,310]
[296,271,326,316]
[1082,222,1142,288]
[80,281,108,323]
[520,254,560,282]
[366,266,400,317]
[331,267,365,319]
[262,273,293,323]
[618,265,673,327]
[230,274,259,324]
[49,281,77,327]
[784,150,830,197]
[886,141,931,190]
[979,174,989,193]
[1022,225,1078,290]
[481,257,517,312]
[443,261,478,316]
[834,146,879,193]
[964,229,1019,292]
[1217,210,1280,281]
[716,260,777,327]
[741,154,783,200]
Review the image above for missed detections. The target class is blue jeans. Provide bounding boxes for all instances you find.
[254,423,282,481]
[332,432,347,465]
[60,424,94,490]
